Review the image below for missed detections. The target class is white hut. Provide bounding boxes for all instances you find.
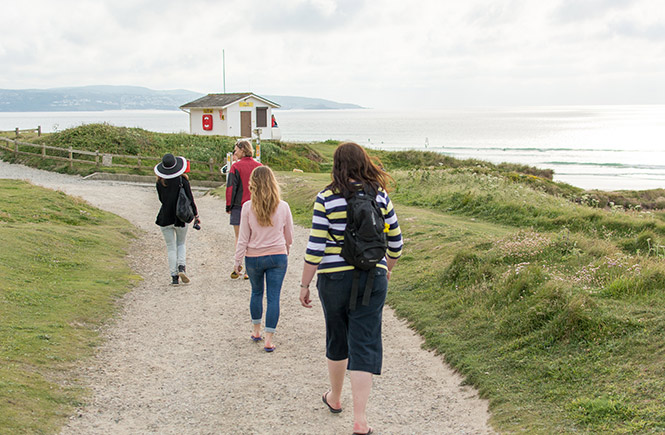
[180,92,281,140]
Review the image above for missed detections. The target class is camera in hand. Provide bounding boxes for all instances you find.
[193,218,201,230]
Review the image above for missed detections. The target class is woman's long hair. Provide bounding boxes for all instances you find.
[327,142,391,198]
[249,166,280,226]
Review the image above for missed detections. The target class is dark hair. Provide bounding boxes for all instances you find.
[327,142,391,198]
[156,173,188,187]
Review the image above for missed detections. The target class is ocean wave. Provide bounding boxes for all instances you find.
[430,146,629,153]
[555,172,665,180]
[545,161,665,170]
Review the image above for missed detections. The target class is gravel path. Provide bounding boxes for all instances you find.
[1,160,494,434]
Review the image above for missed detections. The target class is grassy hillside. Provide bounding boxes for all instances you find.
[277,167,665,434]
[3,124,664,212]
[4,123,665,432]
[0,124,325,179]
[0,180,138,434]
[5,123,665,433]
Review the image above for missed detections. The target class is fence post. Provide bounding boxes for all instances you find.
[37,126,41,136]
[95,150,100,167]
[69,146,73,169]
[137,154,141,169]
[208,158,214,174]
[41,143,46,159]
[14,139,18,156]
[15,128,19,138]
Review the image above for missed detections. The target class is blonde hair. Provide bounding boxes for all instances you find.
[249,166,280,227]
[236,140,254,158]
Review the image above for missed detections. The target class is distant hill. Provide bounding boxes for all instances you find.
[0,86,364,112]
[264,95,364,110]
[0,86,203,112]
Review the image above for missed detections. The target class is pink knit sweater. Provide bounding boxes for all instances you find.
[234,200,294,267]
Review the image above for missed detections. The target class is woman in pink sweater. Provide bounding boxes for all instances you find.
[234,166,294,352]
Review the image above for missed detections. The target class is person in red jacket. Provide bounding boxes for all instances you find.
[226,140,262,278]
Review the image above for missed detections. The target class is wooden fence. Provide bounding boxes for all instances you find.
[0,135,221,176]
[0,126,42,138]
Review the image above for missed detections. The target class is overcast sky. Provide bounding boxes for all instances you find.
[2,0,664,108]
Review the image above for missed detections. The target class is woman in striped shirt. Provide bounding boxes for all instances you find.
[299,142,402,435]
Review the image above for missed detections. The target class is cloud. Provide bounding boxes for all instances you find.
[0,0,664,106]
[553,0,635,22]
[610,19,665,40]
[250,0,366,33]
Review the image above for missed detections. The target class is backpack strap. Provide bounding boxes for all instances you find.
[349,267,376,311]
[362,268,375,307]
[349,269,360,311]
[327,227,341,246]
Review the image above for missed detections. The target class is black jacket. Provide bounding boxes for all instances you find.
[155,176,198,227]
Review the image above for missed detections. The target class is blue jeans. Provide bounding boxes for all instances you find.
[245,254,288,333]
[160,224,188,276]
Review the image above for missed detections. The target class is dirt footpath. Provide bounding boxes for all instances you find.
[1,161,494,434]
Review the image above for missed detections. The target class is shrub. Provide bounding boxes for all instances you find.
[442,251,482,285]
[497,281,569,338]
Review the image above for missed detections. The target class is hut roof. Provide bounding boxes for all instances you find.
[180,93,280,109]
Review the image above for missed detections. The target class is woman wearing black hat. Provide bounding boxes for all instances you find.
[154,153,199,285]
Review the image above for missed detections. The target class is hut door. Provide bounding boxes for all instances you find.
[241,111,251,138]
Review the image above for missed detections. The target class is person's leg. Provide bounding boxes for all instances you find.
[326,358,347,409]
[230,207,243,278]
[244,257,264,336]
[317,270,354,408]
[346,268,388,434]
[350,370,373,434]
[252,322,261,339]
[159,225,178,280]
[230,207,241,245]
[263,255,287,349]
[174,225,189,283]
[174,225,188,266]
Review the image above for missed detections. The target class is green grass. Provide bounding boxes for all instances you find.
[0,180,139,434]
[277,169,665,434]
[391,168,665,246]
[6,126,665,432]
[0,123,332,180]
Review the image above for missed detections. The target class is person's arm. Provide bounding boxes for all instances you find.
[156,182,165,204]
[225,165,238,213]
[300,192,328,308]
[386,256,398,280]
[283,202,294,255]
[234,204,252,272]
[299,262,318,308]
[383,192,403,280]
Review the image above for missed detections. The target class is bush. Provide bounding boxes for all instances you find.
[442,251,482,285]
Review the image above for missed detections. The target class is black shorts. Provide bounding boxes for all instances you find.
[229,206,242,226]
[316,268,388,375]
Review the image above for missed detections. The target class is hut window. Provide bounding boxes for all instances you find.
[257,107,268,127]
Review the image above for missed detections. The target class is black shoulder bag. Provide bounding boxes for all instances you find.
[176,177,195,223]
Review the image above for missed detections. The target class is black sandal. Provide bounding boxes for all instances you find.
[322,391,342,413]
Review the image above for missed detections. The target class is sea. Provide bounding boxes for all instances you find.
[1,105,664,192]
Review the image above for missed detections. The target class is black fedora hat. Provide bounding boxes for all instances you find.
[154,153,187,179]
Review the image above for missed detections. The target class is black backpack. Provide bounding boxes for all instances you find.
[330,189,388,310]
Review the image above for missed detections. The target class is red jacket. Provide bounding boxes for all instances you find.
[226,157,262,212]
